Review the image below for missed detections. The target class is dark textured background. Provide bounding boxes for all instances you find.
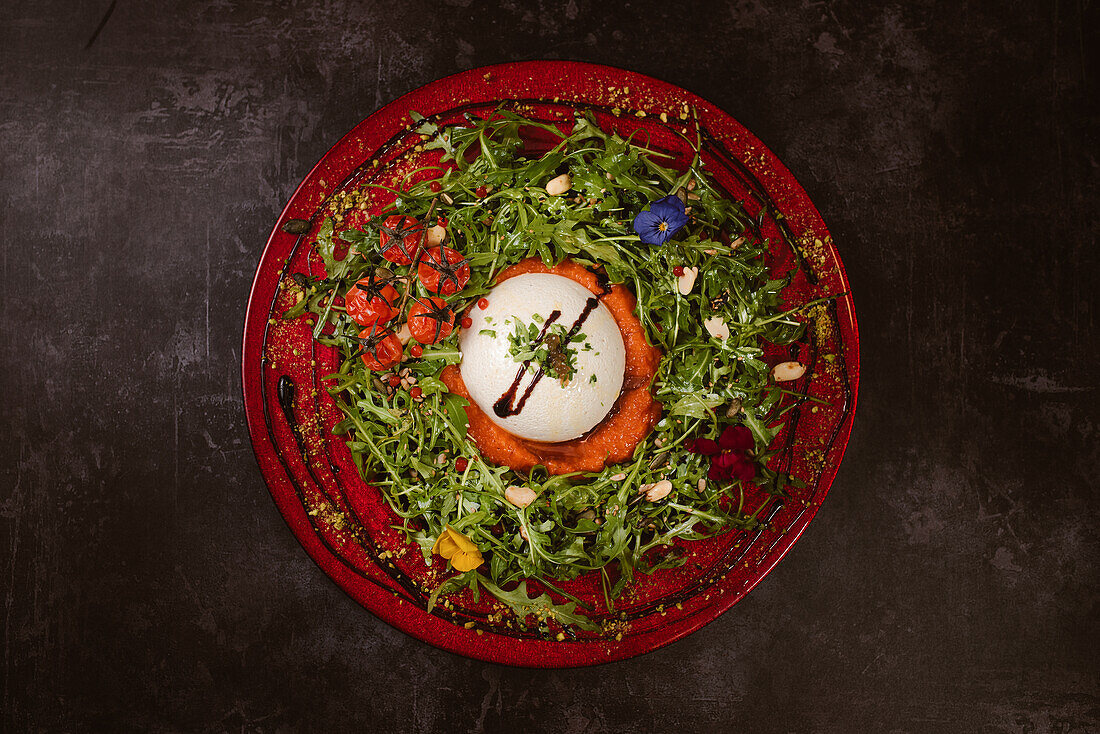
[2,1,1097,732]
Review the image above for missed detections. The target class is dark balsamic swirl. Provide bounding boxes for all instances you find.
[493,266,613,419]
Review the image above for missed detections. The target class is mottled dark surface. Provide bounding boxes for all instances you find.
[2,1,1097,731]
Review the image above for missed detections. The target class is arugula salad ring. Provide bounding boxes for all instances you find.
[281,108,829,630]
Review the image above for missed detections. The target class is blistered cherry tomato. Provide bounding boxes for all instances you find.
[357,328,403,371]
[344,277,400,327]
[377,214,423,265]
[407,297,455,344]
[417,246,470,296]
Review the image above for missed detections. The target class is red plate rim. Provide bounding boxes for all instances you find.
[242,61,860,667]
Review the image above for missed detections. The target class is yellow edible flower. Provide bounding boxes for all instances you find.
[432,525,483,572]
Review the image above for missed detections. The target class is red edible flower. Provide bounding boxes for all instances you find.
[686,425,756,483]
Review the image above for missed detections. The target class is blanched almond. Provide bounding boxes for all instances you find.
[545,173,572,196]
[704,316,729,340]
[640,480,673,502]
[505,485,537,508]
[677,266,699,295]
[426,224,446,246]
[772,361,807,382]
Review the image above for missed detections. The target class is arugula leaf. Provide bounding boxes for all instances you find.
[411,110,458,162]
[477,576,600,632]
[442,392,470,439]
[315,217,351,281]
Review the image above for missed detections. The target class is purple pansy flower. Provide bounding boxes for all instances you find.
[632,194,689,246]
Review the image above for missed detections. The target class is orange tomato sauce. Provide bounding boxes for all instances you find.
[440,258,663,475]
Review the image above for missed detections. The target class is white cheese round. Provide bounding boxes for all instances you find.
[458,273,626,443]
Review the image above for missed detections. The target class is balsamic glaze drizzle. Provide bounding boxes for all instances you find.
[587,266,612,296]
[492,266,614,419]
[277,375,308,459]
[493,309,560,418]
[491,289,605,419]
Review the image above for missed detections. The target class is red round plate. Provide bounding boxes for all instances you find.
[242,61,859,667]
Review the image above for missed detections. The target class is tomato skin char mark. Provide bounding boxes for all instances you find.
[345,274,400,327]
[356,328,403,371]
[418,245,470,296]
[377,214,423,266]
[408,297,455,344]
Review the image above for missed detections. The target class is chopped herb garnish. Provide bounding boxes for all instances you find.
[507,316,585,385]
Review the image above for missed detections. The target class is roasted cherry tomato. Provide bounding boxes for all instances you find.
[407,297,455,344]
[377,214,423,266]
[344,275,400,327]
[417,245,470,295]
[356,327,403,371]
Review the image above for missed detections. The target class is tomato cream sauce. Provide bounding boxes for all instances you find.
[441,258,662,475]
